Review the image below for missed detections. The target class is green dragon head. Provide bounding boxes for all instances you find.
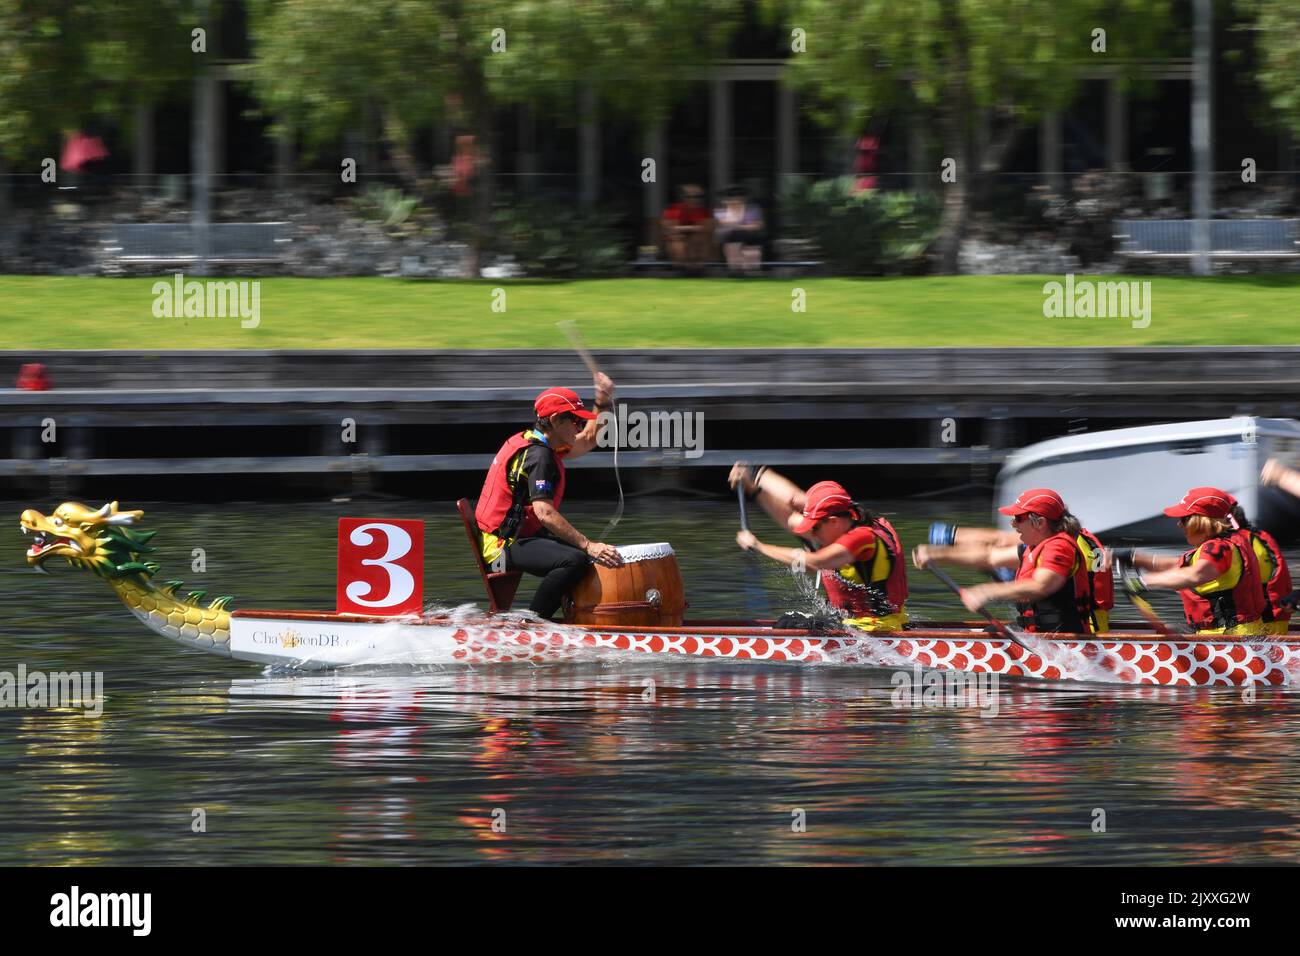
[20,501,160,579]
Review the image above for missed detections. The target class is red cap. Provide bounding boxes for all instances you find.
[1163,487,1234,520]
[793,481,856,535]
[998,488,1067,520]
[534,387,596,420]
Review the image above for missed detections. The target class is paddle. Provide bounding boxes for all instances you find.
[923,562,1033,653]
[736,475,774,618]
[1115,560,1182,639]
[556,319,623,539]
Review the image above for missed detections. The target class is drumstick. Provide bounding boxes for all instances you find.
[557,320,601,377]
[556,319,623,538]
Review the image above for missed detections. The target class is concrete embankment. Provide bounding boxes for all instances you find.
[3,347,1299,499]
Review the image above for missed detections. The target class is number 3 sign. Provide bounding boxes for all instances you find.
[337,518,425,616]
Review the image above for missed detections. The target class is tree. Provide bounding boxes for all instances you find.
[245,0,742,274]
[768,0,1175,272]
[1244,0,1300,139]
[0,0,196,160]
[0,0,196,207]
[484,0,742,128]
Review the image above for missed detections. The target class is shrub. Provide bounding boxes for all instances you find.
[778,177,939,275]
[490,199,629,277]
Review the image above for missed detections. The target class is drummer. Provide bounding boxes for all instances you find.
[473,378,624,619]
[729,465,908,631]
[1113,487,1265,636]
[913,488,1099,633]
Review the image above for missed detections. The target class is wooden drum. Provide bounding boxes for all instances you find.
[563,543,686,628]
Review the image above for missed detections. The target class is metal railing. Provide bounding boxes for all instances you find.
[101,222,292,263]
[1114,219,1300,258]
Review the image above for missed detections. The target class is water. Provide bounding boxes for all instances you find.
[4,496,1300,865]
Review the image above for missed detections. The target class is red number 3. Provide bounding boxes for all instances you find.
[337,518,425,616]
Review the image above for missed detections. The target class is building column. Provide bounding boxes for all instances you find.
[909,114,926,191]
[579,85,599,208]
[1191,0,1213,276]
[274,119,295,193]
[133,100,155,194]
[209,79,224,181]
[1040,110,1063,193]
[644,122,666,245]
[776,82,797,191]
[1281,129,1294,196]
[191,64,214,276]
[710,73,731,198]
[1106,76,1128,172]
[517,103,537,195]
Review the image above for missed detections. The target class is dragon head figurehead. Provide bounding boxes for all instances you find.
[20,501,158,578]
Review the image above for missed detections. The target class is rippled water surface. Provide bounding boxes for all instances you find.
[3,497,1300,865]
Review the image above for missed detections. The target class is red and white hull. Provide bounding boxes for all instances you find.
[229,610,1300,687]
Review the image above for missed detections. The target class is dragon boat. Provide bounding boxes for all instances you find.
[19,500,1300,687]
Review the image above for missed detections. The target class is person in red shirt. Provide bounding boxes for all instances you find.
[925,519,1113,632]
[661,184,715,270]
[913,488,1097,633]
[729,465,908,631]
[1112,487,1265,636]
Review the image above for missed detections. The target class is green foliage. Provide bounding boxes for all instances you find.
[1242,0,1300,137]
[769,0,1177,131]
[242,0,463,152]
[485,0,743,125]
[779,178,940,274]
[352,185,421,228]
[490,200,629,277]
[0,0,197,163]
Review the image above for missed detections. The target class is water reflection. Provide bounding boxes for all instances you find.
[216,665,1300,865]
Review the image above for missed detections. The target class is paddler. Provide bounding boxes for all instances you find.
[1261,458,1300,500]
[912,488,1099,633]
[473,379,624,620]
[927,516,1114,632]
[1225,494,1293,635]
[728,465,908,631]
[1111,487,1265,636]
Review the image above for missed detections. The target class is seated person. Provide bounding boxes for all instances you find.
[1114,487,1265,637]
[474,379,624,620]
[714,186,765,274]
[729,464,908,632]
[914,488,1099,634]
[661,184,714,270]
[927,516,1112,633]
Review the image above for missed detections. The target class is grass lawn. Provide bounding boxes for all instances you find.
[0,274,1297,350]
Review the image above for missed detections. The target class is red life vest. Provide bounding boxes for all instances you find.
[1014,531,1095,634]
[819,516,908,618]
[474,430,566,543]
[1076,528,1113,611]
[1178,534,1265,630]
[1241,528,1292,624]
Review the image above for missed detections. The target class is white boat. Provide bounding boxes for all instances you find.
[995,417,1300,541]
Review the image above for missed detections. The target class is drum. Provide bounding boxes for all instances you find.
[564,543,686,628]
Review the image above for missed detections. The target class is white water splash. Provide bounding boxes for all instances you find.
[1009,626,1128,684]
